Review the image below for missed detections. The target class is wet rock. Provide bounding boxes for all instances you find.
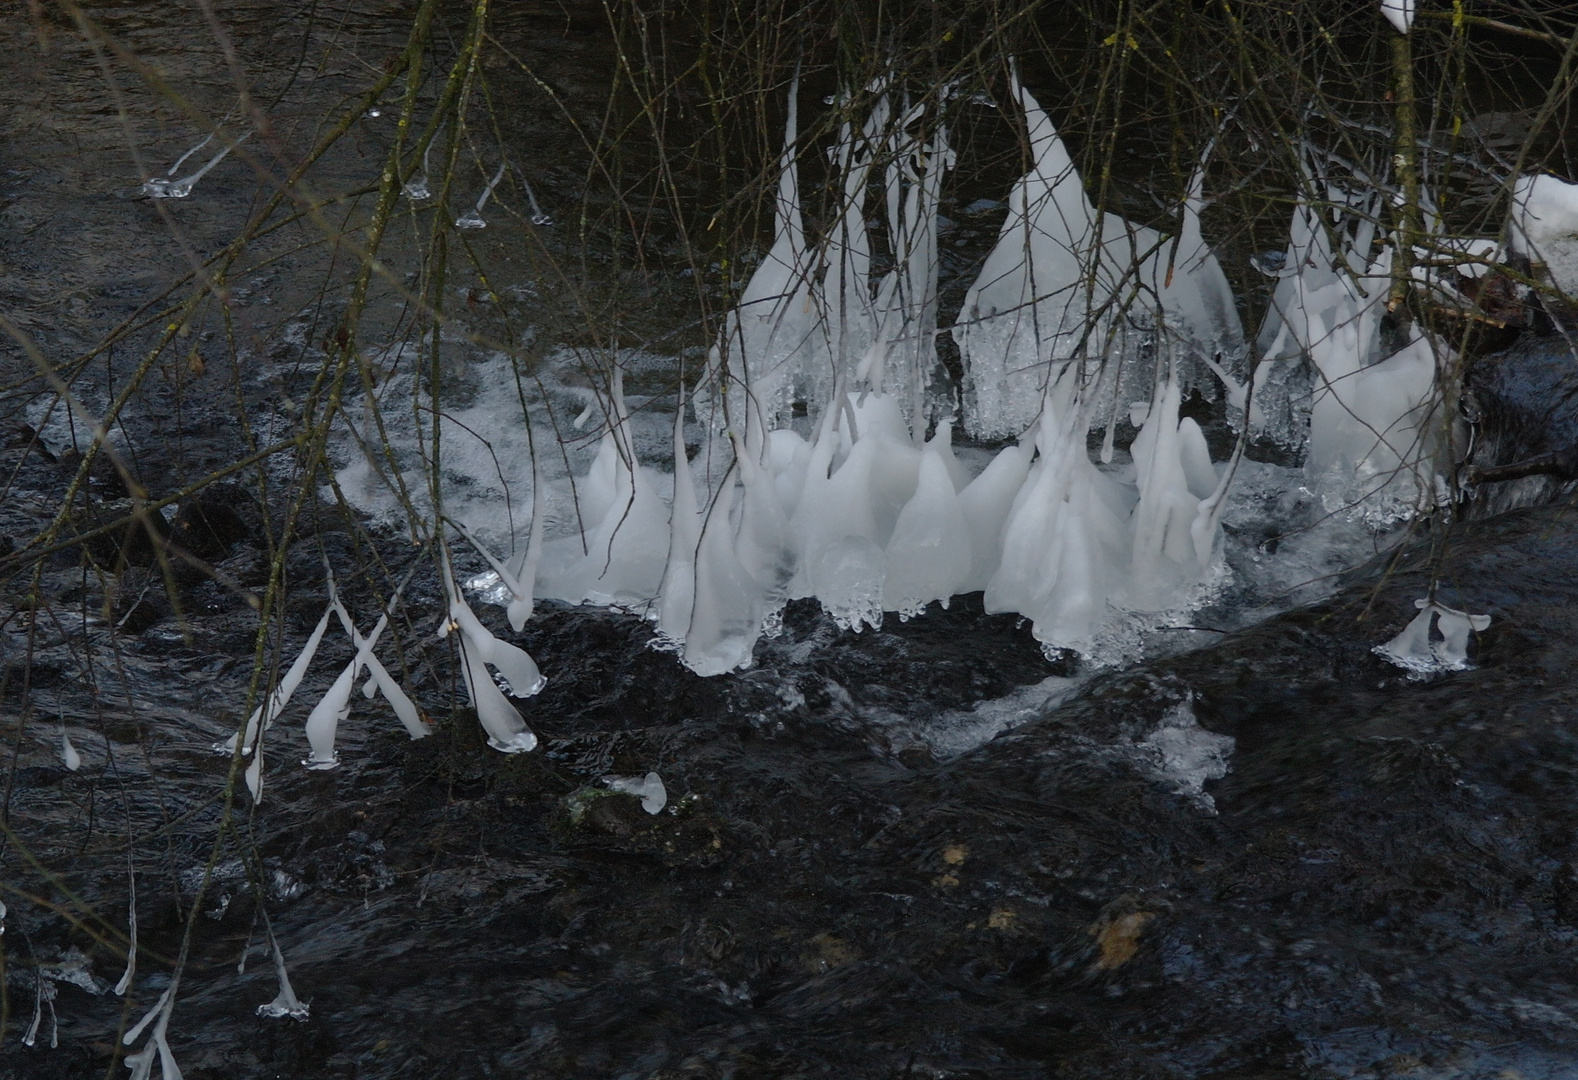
[1555,862,1578,926]
[169,484,258,561]
[71,497,170,567]
[1467,333,1578,516]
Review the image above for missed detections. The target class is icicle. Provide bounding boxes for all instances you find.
[115,876,138,996]
[23,977,42,1046]
[332,600,428,740]
[402,126,436,200]
[301,662,356,771]
[61,727,81,771]
[123,979,181,1080]
[438,548,539,753]
[1127,363,1218,610]
[657,399,702,645]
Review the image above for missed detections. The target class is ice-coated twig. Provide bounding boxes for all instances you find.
[297,562,426,772]
[143,131,252,199]
[255,918,309,1021]
[455,162,506,229]
[437,546,541,753]
[327,579,428,740]
[114,872,138,996]
[403,129,437,201]
[522,175,553,225]
[61,726,80,771]
[217,604,334,757]
[122,979,180,1080]
[447,517,535,631]
[606,771,667,814]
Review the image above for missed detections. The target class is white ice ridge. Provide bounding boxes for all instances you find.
[952,65,1245,440]
[1509,172,1578,299]
[1374,596,1491,674]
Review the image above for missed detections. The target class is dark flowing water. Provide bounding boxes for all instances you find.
[5,3,1578,1079]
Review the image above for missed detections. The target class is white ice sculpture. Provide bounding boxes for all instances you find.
[1509,172,1578,298]
[985,373,1134,653]
[859,97,954,429]
[713,71,827,438]
[438,547,542,753]
[1127,365,1223,610]
[1375,597,1491,673]
[1258,179,1444,506]
[953,69,1244,440]
[537,369,671,607]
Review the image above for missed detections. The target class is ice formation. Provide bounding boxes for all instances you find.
[123,982,181,1080]
[606,772,668,814]
[61,727,81,771]
[1256,170,1448,512]
[328,71,1477,691]
[256,925,311,1021]
[1380,0,1414,35]
[1509,172,1578,298]
[438,546,543,753]
[1374,597,1491,673]
[142,130,251,200]
[952,69,1245,440]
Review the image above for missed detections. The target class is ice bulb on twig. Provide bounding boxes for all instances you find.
[217,604,334,756]
[438,546,540,753]
[523,176,553,225]
[61,726,80,771]
[455,162,506,230]
[1380,0,1413,34]
[143,131,251,199]
[256,919,310,1021]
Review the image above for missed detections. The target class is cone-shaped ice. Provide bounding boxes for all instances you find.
[986,376,1133,652]
[538,369,671,606]
[883,430,971,618]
